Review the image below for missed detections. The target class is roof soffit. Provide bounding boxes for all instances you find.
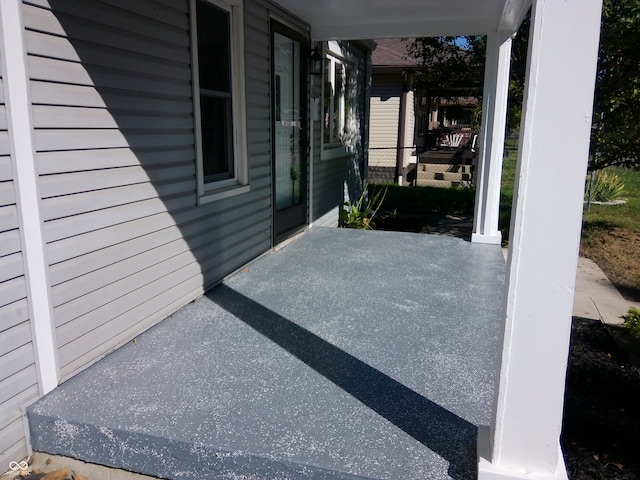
[271,0,532,40]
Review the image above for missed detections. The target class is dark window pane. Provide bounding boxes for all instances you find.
[333,62,343,141]
[196,0,231,93]
[201,95,233,182]
[323,58,331,144]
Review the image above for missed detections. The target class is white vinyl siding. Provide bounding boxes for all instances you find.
[369,73,402,169]
[0,48,40,468]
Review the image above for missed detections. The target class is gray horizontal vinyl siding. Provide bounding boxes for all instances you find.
[313,41,370,226]
[369,73,401,168]
[24,0,273,381]
[0,55,40,467]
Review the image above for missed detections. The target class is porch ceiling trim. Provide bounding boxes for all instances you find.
[272,0,532,40]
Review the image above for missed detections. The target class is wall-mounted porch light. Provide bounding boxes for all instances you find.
[310,43,323,75]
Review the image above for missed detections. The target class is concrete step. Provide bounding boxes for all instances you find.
[417,171,472,182]
[418,150,474,165]
[416,178,466,188]
[416,163,473,174]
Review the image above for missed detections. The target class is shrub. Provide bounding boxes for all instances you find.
[340,184,387,230]
[586,170,626,202]
[367,183,475,216]
[622,307,640,337]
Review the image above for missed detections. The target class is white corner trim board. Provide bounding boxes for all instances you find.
[0,0,60,394]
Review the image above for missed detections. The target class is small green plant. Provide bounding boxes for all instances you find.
[622,307,640,337]
[340,184,387,230]
[585,170,626,202]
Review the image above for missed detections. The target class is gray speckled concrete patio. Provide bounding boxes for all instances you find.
[28,228,505,480]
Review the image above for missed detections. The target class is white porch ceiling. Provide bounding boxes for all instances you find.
[273,0,532,40]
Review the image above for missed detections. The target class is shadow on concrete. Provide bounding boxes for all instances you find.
[209,284,478,480]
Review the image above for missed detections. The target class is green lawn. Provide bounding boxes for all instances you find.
[500,152,640,233]
[500,150,640,300]
[582,168,640,231]
[580,167,640,300]
[499,150,518,240]
[367,154,639,300]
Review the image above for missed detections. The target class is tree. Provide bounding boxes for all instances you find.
[406,36,485,96]
[506,14,529,134]
[406,16,529,134]
[407,2,640,171]
[590,0,640,170]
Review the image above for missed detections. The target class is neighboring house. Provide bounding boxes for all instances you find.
[0,1,604,479]
[0,0,371,467]
[368,38,419,184]
[368,38,479,185]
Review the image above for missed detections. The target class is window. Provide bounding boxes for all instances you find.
[191,0,248,202]
[416,96,428,136]
[322,49,354,159]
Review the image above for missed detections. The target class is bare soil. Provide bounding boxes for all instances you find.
[580,227,640,302]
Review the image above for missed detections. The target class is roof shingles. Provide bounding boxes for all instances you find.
[371,38,420,67]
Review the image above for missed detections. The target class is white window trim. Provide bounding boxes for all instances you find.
[190,0,249,205]
[321,42,355,161]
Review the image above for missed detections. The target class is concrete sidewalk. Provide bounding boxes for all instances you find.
[572,256,640,325]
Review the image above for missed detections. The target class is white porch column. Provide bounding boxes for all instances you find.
[478,0,602,479]
[472,30,512,245]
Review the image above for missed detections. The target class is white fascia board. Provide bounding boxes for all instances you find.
[497,0,533,32]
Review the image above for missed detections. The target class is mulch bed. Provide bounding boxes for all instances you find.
[562,317,640,480]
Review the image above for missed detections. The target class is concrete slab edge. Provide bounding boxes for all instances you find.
[26,412,377,480]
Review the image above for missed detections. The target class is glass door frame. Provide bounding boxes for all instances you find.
[270,20,309,245]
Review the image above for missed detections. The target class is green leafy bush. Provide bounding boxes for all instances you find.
[586,170,626,202]
[340,184,387,230]
[367,183,475,216]
[622,307,640,337]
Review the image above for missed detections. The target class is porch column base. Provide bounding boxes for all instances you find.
[477,427,568,480]
[471,232,502,245]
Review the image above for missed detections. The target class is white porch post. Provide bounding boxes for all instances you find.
[471,30,512,245]
[478,0,602,479]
